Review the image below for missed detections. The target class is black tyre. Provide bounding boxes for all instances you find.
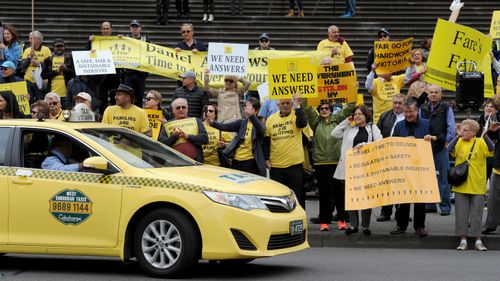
[133,208,200,278]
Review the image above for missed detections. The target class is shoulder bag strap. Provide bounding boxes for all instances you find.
[467,139,476,161]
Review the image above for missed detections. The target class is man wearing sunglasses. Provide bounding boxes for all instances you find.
[44,92,64,120]
[0,61,22,84]
[174,23,207,53]
[366,28,391,73]
[254,33,275,50]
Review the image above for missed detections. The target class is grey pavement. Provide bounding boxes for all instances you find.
[305,195,500,250]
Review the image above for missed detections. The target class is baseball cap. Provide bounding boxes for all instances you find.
[1,61,16,70]
[179,70,196,79]
[258,33,270,40]
[378,28,391,37]
[115,83,135,96]
[53,38,65,46]
[75,92,92,102]
[130,20,141,27]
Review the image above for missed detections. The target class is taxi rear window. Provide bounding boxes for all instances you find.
[78,128,195,168]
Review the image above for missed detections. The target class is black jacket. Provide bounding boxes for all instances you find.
[420,101,448,152]
[41,53,76,92]
[377,109,398,138]
[488,129,500,170]
[172,85,209,119]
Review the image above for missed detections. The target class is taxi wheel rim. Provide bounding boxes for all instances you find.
[141,219,182,269]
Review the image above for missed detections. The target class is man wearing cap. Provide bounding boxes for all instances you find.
[41,38,75,102]
[86,21,120,114]
[73,92,101,122]
[254,33,275,50]
[102,84,152,136]
[0,61,22,84]
[366,28,391,73]
[173,70,208,119]
[19,30,52,102]
[317,25,353,65]
[121,20,151,108]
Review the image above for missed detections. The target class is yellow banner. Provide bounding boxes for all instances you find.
[307,62,357,107]
[490,11,500,39]
[144,109,162,140]
[164,118,199,145]
[0,81,30,115]
[268,57,318,99]
[424,19,494,97]
[374,38,413,75]
[345,137,439,211]
[92,37,329,91]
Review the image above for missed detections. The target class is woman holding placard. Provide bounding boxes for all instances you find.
[331,105,382,236]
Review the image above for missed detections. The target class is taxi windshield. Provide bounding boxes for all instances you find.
[78,128,196,168]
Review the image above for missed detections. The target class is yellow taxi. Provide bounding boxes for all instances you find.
[0,118,308,278]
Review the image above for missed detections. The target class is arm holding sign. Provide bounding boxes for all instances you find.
[331,118,351,139]
[236,77,251,96]
[203,69,220,97]
[365,64,376,93]
[293,93,308,129]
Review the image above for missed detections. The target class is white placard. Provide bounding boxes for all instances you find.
[257,81,269,101]
[207,42,248,76]
[72,50,116,76]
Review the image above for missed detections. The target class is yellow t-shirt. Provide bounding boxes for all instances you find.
[450,137,494,194]
[234,120,254,161]
[372,74,405,124]
[102,105,150,133]
[202,123,233,166]
[50,108,65,121]
[21,46,52,83]
[50,56,66,97]
[316,39,354,65]
[265,111,304,168]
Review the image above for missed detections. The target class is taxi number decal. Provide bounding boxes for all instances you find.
[49,189,93,225]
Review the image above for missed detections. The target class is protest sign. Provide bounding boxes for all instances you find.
[164,118,199,145]
[424,19,494,97]
[72,50,116,76]
[374,38,413,75]
[257,81,269,101]
[92,37,329,91]
[490,11,500,39]
[207,43,248,76]
[307,62,357,107]
[268,57,318,99]
[0,81,30,115]
[144,109,162,140]
[345,137,439,210]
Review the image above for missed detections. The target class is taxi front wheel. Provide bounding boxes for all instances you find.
[133,208,200,278]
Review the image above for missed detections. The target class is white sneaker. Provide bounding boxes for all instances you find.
[208,14,214,22]
[202,14,207,22]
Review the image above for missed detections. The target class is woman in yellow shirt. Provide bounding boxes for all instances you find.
[202,103,232,166]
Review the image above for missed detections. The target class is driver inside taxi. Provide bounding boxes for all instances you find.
[41,135,83,171]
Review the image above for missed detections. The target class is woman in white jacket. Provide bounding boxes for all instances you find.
[331,105,383,235]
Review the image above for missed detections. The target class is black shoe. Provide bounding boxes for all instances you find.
[362,228,371,236]
[376,215,391,222]
[345,227,358,235]
[440,211,450,216]
[309,216,332,224]
[390,226,406,235]
[482,228,496,235]
[415,228,428,237]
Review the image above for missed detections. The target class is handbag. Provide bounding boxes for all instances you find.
[448,139,476,186]
[217,131,232,168]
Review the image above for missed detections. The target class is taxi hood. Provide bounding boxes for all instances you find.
[143,165,292,196]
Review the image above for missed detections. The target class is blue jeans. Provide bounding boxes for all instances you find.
[345,0,356,15]
[427,148,451,213]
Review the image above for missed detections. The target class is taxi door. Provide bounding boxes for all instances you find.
[0,127,15,245]
[8,128,123,248]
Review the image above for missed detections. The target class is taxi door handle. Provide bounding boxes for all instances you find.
[11,177,34,185]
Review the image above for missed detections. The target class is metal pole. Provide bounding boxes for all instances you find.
[31,0,34,31]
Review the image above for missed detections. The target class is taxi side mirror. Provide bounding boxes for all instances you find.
[83,156,109,172]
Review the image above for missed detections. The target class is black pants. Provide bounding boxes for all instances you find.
[314,164,345,223]
[122,71,146,107]
[380,204,399,218]
[396,203,426,231]
[156,0,170,21]
[203,0,214,14]
[175,0,189,14]
[232,159,259,175]
[270,164,305,209]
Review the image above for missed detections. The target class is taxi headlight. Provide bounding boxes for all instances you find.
[203,191,268,211]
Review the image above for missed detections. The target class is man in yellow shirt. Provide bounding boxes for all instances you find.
[365,63,405,124]
[264,93,308,208]
[19,31,52,102]
[41,38,75,101]
[102,84,152,136]
[316,25,354,65]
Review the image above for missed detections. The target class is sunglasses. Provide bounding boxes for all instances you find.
[260,39,269,43]
[0,67,7,71]
[143,97,155,102]
[49,102,59,106]
[175,105,187,110]
[31,111,39,115]
[206,109,215,113]
[181,30,192,34]
[378,34,388,38]
[319,107,330,111]
[224,79,235,83]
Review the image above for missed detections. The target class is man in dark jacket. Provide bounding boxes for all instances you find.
[366,28,391,73]
[41,38,75,101]
[173,70,208,119]
[1,61,22,83]
[483,123,500,234]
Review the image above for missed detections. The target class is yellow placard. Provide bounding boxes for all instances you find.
[307,62,357,107]
[144,109,162,140]
[163,118,199,145]
[424,19,494,97]
[92,37,329,91]
[490,11,500,39]
[0,81,30,115]
[267,57,318,99]
[374,38,413,75]
[345,137,439,211]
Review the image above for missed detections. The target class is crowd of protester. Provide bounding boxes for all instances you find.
[1,17,500,252]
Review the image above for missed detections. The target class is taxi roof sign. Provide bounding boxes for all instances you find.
[68,103,95,122]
